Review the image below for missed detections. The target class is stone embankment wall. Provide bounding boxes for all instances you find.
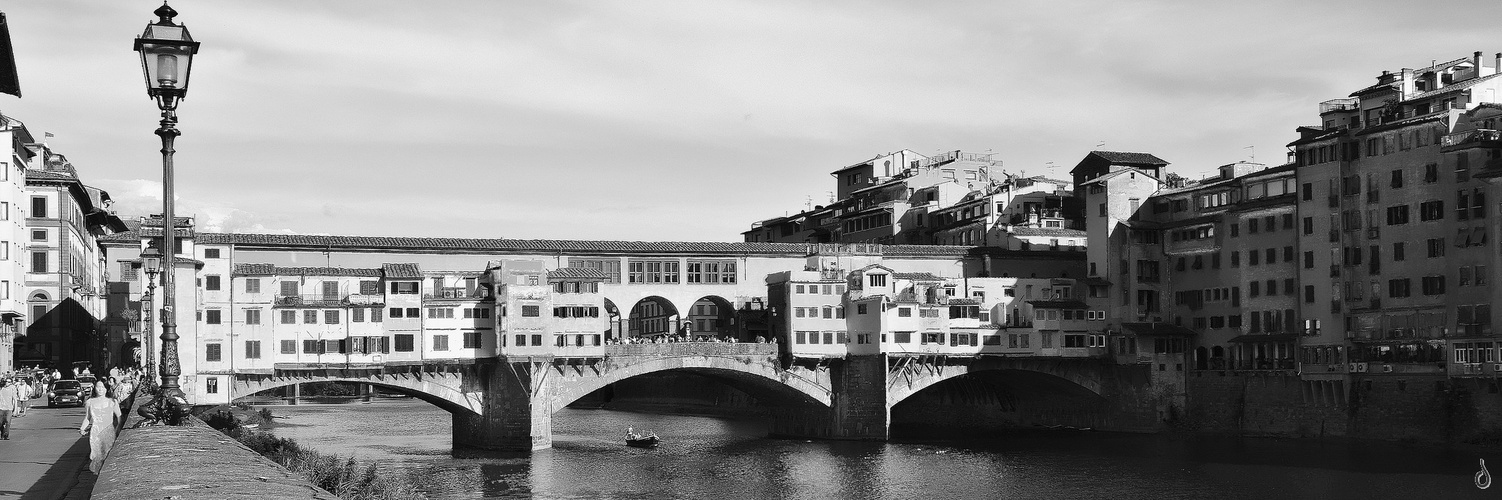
[1185,371,1502,444]
[90,397,339,500]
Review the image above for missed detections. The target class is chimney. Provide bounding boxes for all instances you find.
[1475,51,1486,78]
[1400,68,1415,97]
[1496,53,1501,77]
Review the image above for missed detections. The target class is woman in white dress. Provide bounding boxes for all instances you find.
[79,381,121,474]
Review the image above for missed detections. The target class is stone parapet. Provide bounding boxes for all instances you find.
[91,396,338,500]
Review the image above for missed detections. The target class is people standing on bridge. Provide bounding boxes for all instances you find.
[79,381,121,473]
[0,378,18,439]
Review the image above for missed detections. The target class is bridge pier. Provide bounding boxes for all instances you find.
[771,354,889,440]
[454,358,555,451]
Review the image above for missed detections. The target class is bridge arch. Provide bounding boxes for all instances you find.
[231,372,483,417]
[549,353,832,411]
[684,295,736,338]
[886,357,1104,409]
[626,295,680,337]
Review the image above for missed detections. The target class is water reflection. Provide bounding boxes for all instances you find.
[263,400,1494,499]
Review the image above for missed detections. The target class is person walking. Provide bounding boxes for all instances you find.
[0,379,16,439]
[79,381,121,473]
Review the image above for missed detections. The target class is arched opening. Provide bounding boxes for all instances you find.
[1194,346,1209,370]
[627,296,679,339]
[233,378,476,418]
[684,295,736,341]
[1211,346,1226,370]
[890,369,1105,439]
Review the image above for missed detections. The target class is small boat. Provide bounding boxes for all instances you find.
[625,427,660,448]
[626,434,660,448]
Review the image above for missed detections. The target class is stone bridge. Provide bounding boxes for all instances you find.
[230,345,1131,451]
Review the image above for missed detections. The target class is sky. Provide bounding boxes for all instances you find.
[4,1,1502,242]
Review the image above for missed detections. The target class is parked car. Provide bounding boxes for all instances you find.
[49,380,83,407]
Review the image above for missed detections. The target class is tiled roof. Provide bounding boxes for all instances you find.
[1079,168,1162,187]
[100,230,974,257]
[1089,151,1168,166]
[1026,300,1089,309]
[547,267,610,280]
[946,298,980,305]
[1007,227,1087,238]
[233,264,382,277]
[892,272,944,281]
[382,263,422,279]
[25,170,75,182]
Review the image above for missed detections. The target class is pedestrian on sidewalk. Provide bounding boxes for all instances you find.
[79,381,121,473]
[0,378,20,439]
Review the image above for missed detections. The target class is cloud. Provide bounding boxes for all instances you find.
[92,178,298,235]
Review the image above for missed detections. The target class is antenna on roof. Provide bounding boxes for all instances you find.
[805,196,813,211]
[1096,142,1106,148]
[1243,145,1255,163]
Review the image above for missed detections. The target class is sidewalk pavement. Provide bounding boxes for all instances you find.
[0,396,94,500]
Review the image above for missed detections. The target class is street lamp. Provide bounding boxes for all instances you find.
[134,2,198,404]
[140,245,161,386]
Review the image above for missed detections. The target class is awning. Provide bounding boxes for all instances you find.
[1227,333,1300,343]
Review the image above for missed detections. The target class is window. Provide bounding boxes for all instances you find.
[1427,238,1445,258]
[395,334,415,352]
[325,310,340,324]
[280,310,295,324]
[30,196,45,218]
[352,308,364,322]
[627,259,681,284]
[371,308,383,322]
[433,335,449,351]
[898,307,912,317]
[1386,205,1409,225]
[464,331,482,349]
[280,340,296,354]
[1303,217,1314,234]
[1231,251,1240,267]
[869,274,887,287]
[406,307,419,317]
[389,307,404,318]
[205,309,221,324]
[521,305,541,317]
[281,281,298,297]
[30,230,43,241]
[205,343,222,362]
[1394,242,1405,261]
[246,279,261,293]
[390,282,419,294]
[1417,198,1441,220]
[1391,169,1404,188]
[686,260,737,284]
[303,339,322,354]
[205,248,221,259]
[244,341,261,359]
[30,252,45,273]
[1421,276,1446,295]
[1425,163,1439,183]
[206,378,219,394]
[205,275,221,291]
[245,309,261,325]
[1304,251,1314,269]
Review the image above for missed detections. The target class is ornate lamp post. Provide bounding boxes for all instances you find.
[134,3,199,403]
[141,245,161,386]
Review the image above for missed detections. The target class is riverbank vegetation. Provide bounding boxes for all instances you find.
[203,405,427,500]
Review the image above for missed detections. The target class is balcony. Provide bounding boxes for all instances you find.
[424,287,489,300]
[1319,99,1358,114]
[1442,129,1502,148]
[274,294,386,307]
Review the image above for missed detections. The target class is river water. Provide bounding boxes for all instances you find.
[262,399,1496,499]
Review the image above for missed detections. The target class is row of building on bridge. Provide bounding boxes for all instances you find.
[173,250,1133,404]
